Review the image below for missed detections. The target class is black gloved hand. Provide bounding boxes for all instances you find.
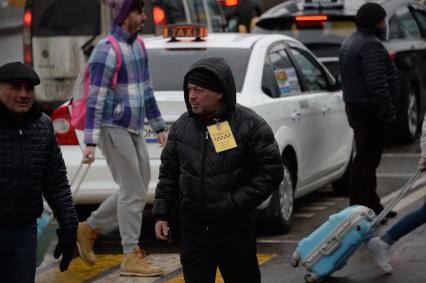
[54,228,77,272]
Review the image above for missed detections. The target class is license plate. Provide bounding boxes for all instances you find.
[143,124,171,143]
[45,82,73,100]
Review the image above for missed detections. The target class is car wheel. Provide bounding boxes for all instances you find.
[331,142,355,196]
[268,157,294,233]
[397,85,418,143]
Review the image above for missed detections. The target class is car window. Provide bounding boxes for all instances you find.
[205,0,224,32]
[254,18,356,46]
[186,0,208,26]
[389,15,404,39]
[148,48,250,92]
[411,7,426,36]
[395,6,421,38]
[32,0,100,36]
[263,44,301,98]
[290,48,329,92]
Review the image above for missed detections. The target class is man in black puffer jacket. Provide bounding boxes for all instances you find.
[153,57,283,283]
[0,62,78,282]
[339,3,399,220]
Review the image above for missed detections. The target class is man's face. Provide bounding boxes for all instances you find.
[188,83,223,116]
[0,82,35,114]
[126,7,147,33]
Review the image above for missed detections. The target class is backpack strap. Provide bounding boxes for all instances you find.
[84,64,90,100]
[106,35,122,89]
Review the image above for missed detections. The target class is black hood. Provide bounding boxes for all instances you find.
[183,57,236,118]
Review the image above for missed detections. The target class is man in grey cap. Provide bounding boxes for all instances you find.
[339,3,399,221]
[0,62,78,282]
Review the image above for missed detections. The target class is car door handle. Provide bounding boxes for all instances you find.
[291,111,302,121]
[322,105,331,115]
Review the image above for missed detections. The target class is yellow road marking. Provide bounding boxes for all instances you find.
[166,253,277,283]
[36,255,123,283]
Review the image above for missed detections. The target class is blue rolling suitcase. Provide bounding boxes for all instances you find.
[291,170,422,283]
[36,160,90,267]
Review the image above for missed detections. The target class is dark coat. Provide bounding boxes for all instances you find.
[339,26,399,122]
[152,57,283,225]
[0,102,78,229]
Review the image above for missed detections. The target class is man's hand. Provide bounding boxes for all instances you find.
[54,228,77,272]
[418,157,426,171]
[157,131,167,148]
[155,220,169,240]
[83,146,96,164]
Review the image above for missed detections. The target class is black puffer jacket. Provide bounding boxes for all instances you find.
[339,26,399,122]
[152,57,283,225]
[0,102,78,229]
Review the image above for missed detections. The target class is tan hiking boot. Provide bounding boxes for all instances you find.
[76,221,99,266]
[120,247,164,277]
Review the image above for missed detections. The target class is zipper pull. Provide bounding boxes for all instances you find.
[19,129,23,136]
[205,131,209,140]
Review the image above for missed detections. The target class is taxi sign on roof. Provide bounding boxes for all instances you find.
[162,24,208,42]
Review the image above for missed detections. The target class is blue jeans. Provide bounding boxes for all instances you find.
[0,225,37,283]
[381,200,426,245]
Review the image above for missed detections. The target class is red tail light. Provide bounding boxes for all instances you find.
[52,104,79,145]
[23,9,33,65]
[295,15,328,21]
[218,0,239,7]
[388,51,397,60]
[24,10,32,26]
[153,6,166,25]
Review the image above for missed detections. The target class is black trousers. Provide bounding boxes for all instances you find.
[179,222,260,283]
[345,103,387,215]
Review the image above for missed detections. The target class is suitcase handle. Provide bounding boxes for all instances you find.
[69,158,91,198]
[371,170,423,228]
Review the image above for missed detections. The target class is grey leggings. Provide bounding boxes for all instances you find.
[87,127,150,253]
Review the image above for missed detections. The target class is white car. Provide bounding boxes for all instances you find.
[52,26,353,232]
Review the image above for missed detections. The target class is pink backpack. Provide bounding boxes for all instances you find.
[70,35,146,130]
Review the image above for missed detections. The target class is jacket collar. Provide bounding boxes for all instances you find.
[0,101,42,126]
[111,24,137,44]
[356,25,385,39]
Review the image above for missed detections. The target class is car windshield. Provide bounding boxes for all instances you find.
[148,48,251,92]
[255,18,356,46]
[32,0,100,36]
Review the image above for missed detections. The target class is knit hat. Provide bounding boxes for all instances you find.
[0,62,40,86]
[356,3,387,29]
[186,69,224,93]
[104,0,134,26]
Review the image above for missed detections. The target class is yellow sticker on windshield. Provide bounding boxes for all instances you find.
[207,121,237,153]
[275,70,288,81]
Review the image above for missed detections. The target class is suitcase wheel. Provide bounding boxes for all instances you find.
[291,251,300,267]
[304,273,320,283]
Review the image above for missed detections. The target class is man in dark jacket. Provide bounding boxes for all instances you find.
[152,57,283,283]
[339,3,399,219]
[0,62,78,282]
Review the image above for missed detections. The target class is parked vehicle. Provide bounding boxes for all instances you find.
[254,0,426,142]
[52,25,353,233]
[217,0,260,31]
[23,0,226,114]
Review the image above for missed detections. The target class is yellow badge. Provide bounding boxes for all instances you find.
[207,121,237,153]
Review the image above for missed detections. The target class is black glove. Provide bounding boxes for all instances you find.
[54,228,77,272]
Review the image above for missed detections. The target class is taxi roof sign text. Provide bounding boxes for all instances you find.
[163,24,208,42]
